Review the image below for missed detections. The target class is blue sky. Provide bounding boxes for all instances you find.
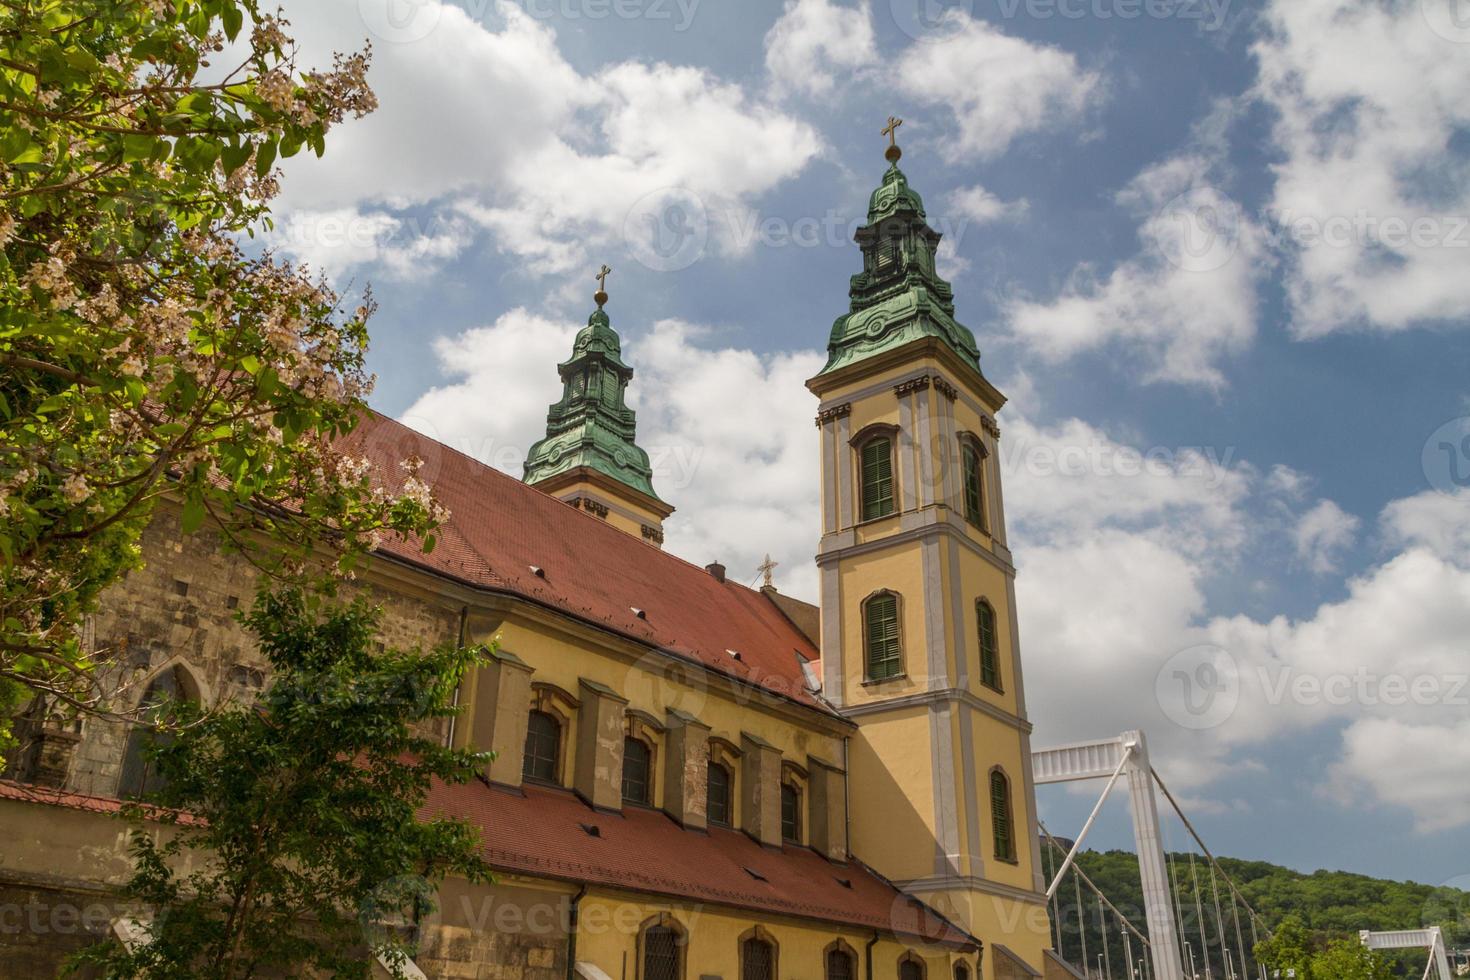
[269,0,1470,887]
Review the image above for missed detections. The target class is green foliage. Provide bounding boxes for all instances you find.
[1255,914,1314,979]
[1043,846,1470,978]
[0,0,442,742]
[71,587,494,979]
[1309,939,1393,980]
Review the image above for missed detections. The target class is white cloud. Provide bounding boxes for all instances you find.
[400,314,825,600]
[1380,489,1470,564]
[1253,0,1470,336]
[1292,499,1360,574]
[764,0,876,98]
[268,207,473,279]
[268,1,820,277]
[893,12,1100,160]
[947,185,1029,225]
[1006,155,1266,388]
[1329,717,1470,834]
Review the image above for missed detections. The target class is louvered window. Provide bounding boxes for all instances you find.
[865,593,902,681]
[623,737,652,805]
[963,442,986,529]
[977,601,1001,691]
[991,769,1015,861]
[643,925,680,980]
[522,710,560,783]
[742,939,774,980]
[860,437,895,520]
[707,761,733,827]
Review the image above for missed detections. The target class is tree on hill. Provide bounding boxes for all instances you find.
[71,587,495,979]
[0,0,443,746]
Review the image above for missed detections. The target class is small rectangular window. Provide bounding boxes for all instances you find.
[707,761,733,827]
[780,783,801,843]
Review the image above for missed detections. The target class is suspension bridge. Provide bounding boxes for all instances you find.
[1031,730,1457,980]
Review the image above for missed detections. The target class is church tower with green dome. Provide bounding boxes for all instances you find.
[524,266,673,546]
[807,120,1052,978]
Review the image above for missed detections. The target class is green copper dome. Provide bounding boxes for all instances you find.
[816,160,982,379]
[523,304,664,502]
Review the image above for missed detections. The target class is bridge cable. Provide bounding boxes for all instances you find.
[1190,853,1214,980]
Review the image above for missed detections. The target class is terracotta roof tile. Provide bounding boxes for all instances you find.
[425,779,978,949]
[344,413,831,716]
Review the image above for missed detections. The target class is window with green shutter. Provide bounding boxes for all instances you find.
[860,437,895,521]
[962,442,986,529]
[991,768,1015,861]
[864,592,902,680]
[977,599,1001,691]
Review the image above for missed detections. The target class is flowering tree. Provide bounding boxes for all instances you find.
[0,1,443,739]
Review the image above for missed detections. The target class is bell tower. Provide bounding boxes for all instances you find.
[808,122,1051,974]
[524,266,674,546]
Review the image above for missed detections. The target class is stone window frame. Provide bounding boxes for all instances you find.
[528,682,579,786]
[116,657,210,799]
[957,430,990,533]
[636,911,688,980]
[738,924,780,980]
[823,939,859,980]
[708,736,743,828]
[850,422,901,524]
[898,951,927,980]
[861,589,905,683]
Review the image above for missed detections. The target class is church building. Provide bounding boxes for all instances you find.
[0,132,1072,980]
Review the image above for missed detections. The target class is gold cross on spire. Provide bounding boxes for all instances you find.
[594,264,612,307]
[882,116,904,163]
[757,554,778,589]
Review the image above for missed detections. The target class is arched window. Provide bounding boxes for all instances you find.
[780,782,801,844]
[826,947,856,980]
[976,600,1001,691]
[522,710,561,784]
[641,920,683,980]
[899,953,926,980]
[962,440,988,530]
[990,768,1016,862]
[623,736,652,805]
[118,665,195,800]
[860,436,895,521]
[864,591,902,681]
[954,963,970,980]
[707,760,733,827]
[741,933,777,980]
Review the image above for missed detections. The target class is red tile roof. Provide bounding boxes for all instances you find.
[425,779,978,950]
[344,413,833,716]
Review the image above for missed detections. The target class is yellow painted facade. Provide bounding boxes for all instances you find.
[529,466,675,547]
[809,339,1053,978]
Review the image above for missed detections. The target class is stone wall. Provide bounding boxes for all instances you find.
[60,505,463,799]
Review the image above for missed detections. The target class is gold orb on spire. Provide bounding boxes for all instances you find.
[882,116,903,163]
[594,263,612,308]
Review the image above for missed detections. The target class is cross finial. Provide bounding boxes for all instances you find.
[757,554,778,589]
[594,264,612,307]
[882,116,903,163]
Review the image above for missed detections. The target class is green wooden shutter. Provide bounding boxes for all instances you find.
[991,770,1013,861]
[978,601,1001,690]
[865,593,901,680]
[861,438,894,520]
[963,444,984,527]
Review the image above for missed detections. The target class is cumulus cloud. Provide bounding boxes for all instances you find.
[1381,489,1470,562]
[894,12,1100,160]
[1252,0,1470,337]
[1006,154,1266,388]
[947,185,1029,225]
[267,207,474,279]
[268,1,820,278]
[1292,499,1360,574]
[764,0,877,97]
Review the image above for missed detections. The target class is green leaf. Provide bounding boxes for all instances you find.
[181,494,206,534]
[121,134,157,163]
[222,6,245,42]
